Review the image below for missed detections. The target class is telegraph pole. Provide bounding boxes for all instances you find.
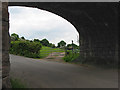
[72,40,73,54]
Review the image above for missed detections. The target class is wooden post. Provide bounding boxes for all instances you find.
[72,40,73,54]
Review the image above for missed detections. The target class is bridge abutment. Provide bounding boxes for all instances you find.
[0,2,118,88]
[2,2,11,88]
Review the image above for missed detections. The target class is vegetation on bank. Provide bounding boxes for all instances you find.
[10,78,26,88]
[10,41,65,59]
[40,46,64,58]
[10,33,79,59]
[63,50,79,62]
[9,33,117,68]
[10,41,42,58]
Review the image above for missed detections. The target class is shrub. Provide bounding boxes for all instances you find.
[10,78,26,88]
[63,51,79,62]
[10,41,42,58]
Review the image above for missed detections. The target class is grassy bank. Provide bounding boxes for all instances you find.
[10,78,26,88]
[40,46,64,58]
[10,41,64,59]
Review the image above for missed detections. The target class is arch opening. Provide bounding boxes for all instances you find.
[8,6,79,46]
[8,6,80,62]
[1,2,118,88]
[8,6,81,88]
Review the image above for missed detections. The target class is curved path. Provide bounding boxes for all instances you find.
[10,54,118,88]
[44,52,65,63]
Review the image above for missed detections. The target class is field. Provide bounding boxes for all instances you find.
[39,46,64,58]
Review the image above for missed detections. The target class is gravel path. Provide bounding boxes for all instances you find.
[44,52,65,63]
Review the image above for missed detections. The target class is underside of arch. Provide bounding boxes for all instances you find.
[1,2,118,88]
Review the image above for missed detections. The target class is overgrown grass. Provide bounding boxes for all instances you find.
[63,51,79,62]
[10,78,26,88]
[39,46,64,58]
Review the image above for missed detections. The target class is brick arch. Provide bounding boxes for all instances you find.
[1,2,118,88]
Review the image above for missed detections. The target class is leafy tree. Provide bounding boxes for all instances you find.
[29,40,33,42]
[67,43,79,50]
[11,33,19,41]
[57,40,66,48]
[48,43,52,47]
[48,43,56,48]
[34,39,40,42]
[21,36,25,40]
[67,43,78,48]
[52,44,56,48]
[40,39,49,46]
[57,43,60,48]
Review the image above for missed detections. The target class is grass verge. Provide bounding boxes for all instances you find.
[63,51,79,62]
[10,78,26,88]
[39,46,64,58]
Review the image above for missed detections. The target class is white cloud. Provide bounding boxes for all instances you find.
[8,6,79,46]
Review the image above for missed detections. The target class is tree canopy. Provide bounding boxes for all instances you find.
[21,36,25,40]
[48,43,56,48]
[11,33,19,41]
[67,43,78,48]
[57,40,66,48]
[34,39,40,42]
[67,43,79,50]
[40,39,49,46]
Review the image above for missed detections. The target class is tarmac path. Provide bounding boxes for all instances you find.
[10,54,118,88]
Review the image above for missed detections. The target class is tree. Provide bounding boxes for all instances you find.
[48,43,56,48]
[67,43,79,50]
[34,39,40,42]
[21,36,25,40]
[40,39,49,46]
[21,37,25,40]
[48,43,52,47]
[57,40,66,48]
[11,33,19,41]
[52,44,56,48]
[67,43,78,48]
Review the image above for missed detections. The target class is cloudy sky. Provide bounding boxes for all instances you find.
[8,6,79,46]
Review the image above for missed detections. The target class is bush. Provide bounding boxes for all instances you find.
[10,78,26,88]
[10,41,42,58]
[63,51,79,62]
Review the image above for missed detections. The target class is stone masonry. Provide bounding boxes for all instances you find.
[8,2,118,63]
[1,2,119,88]
[0,1,2,89]
[2,2,11,88]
